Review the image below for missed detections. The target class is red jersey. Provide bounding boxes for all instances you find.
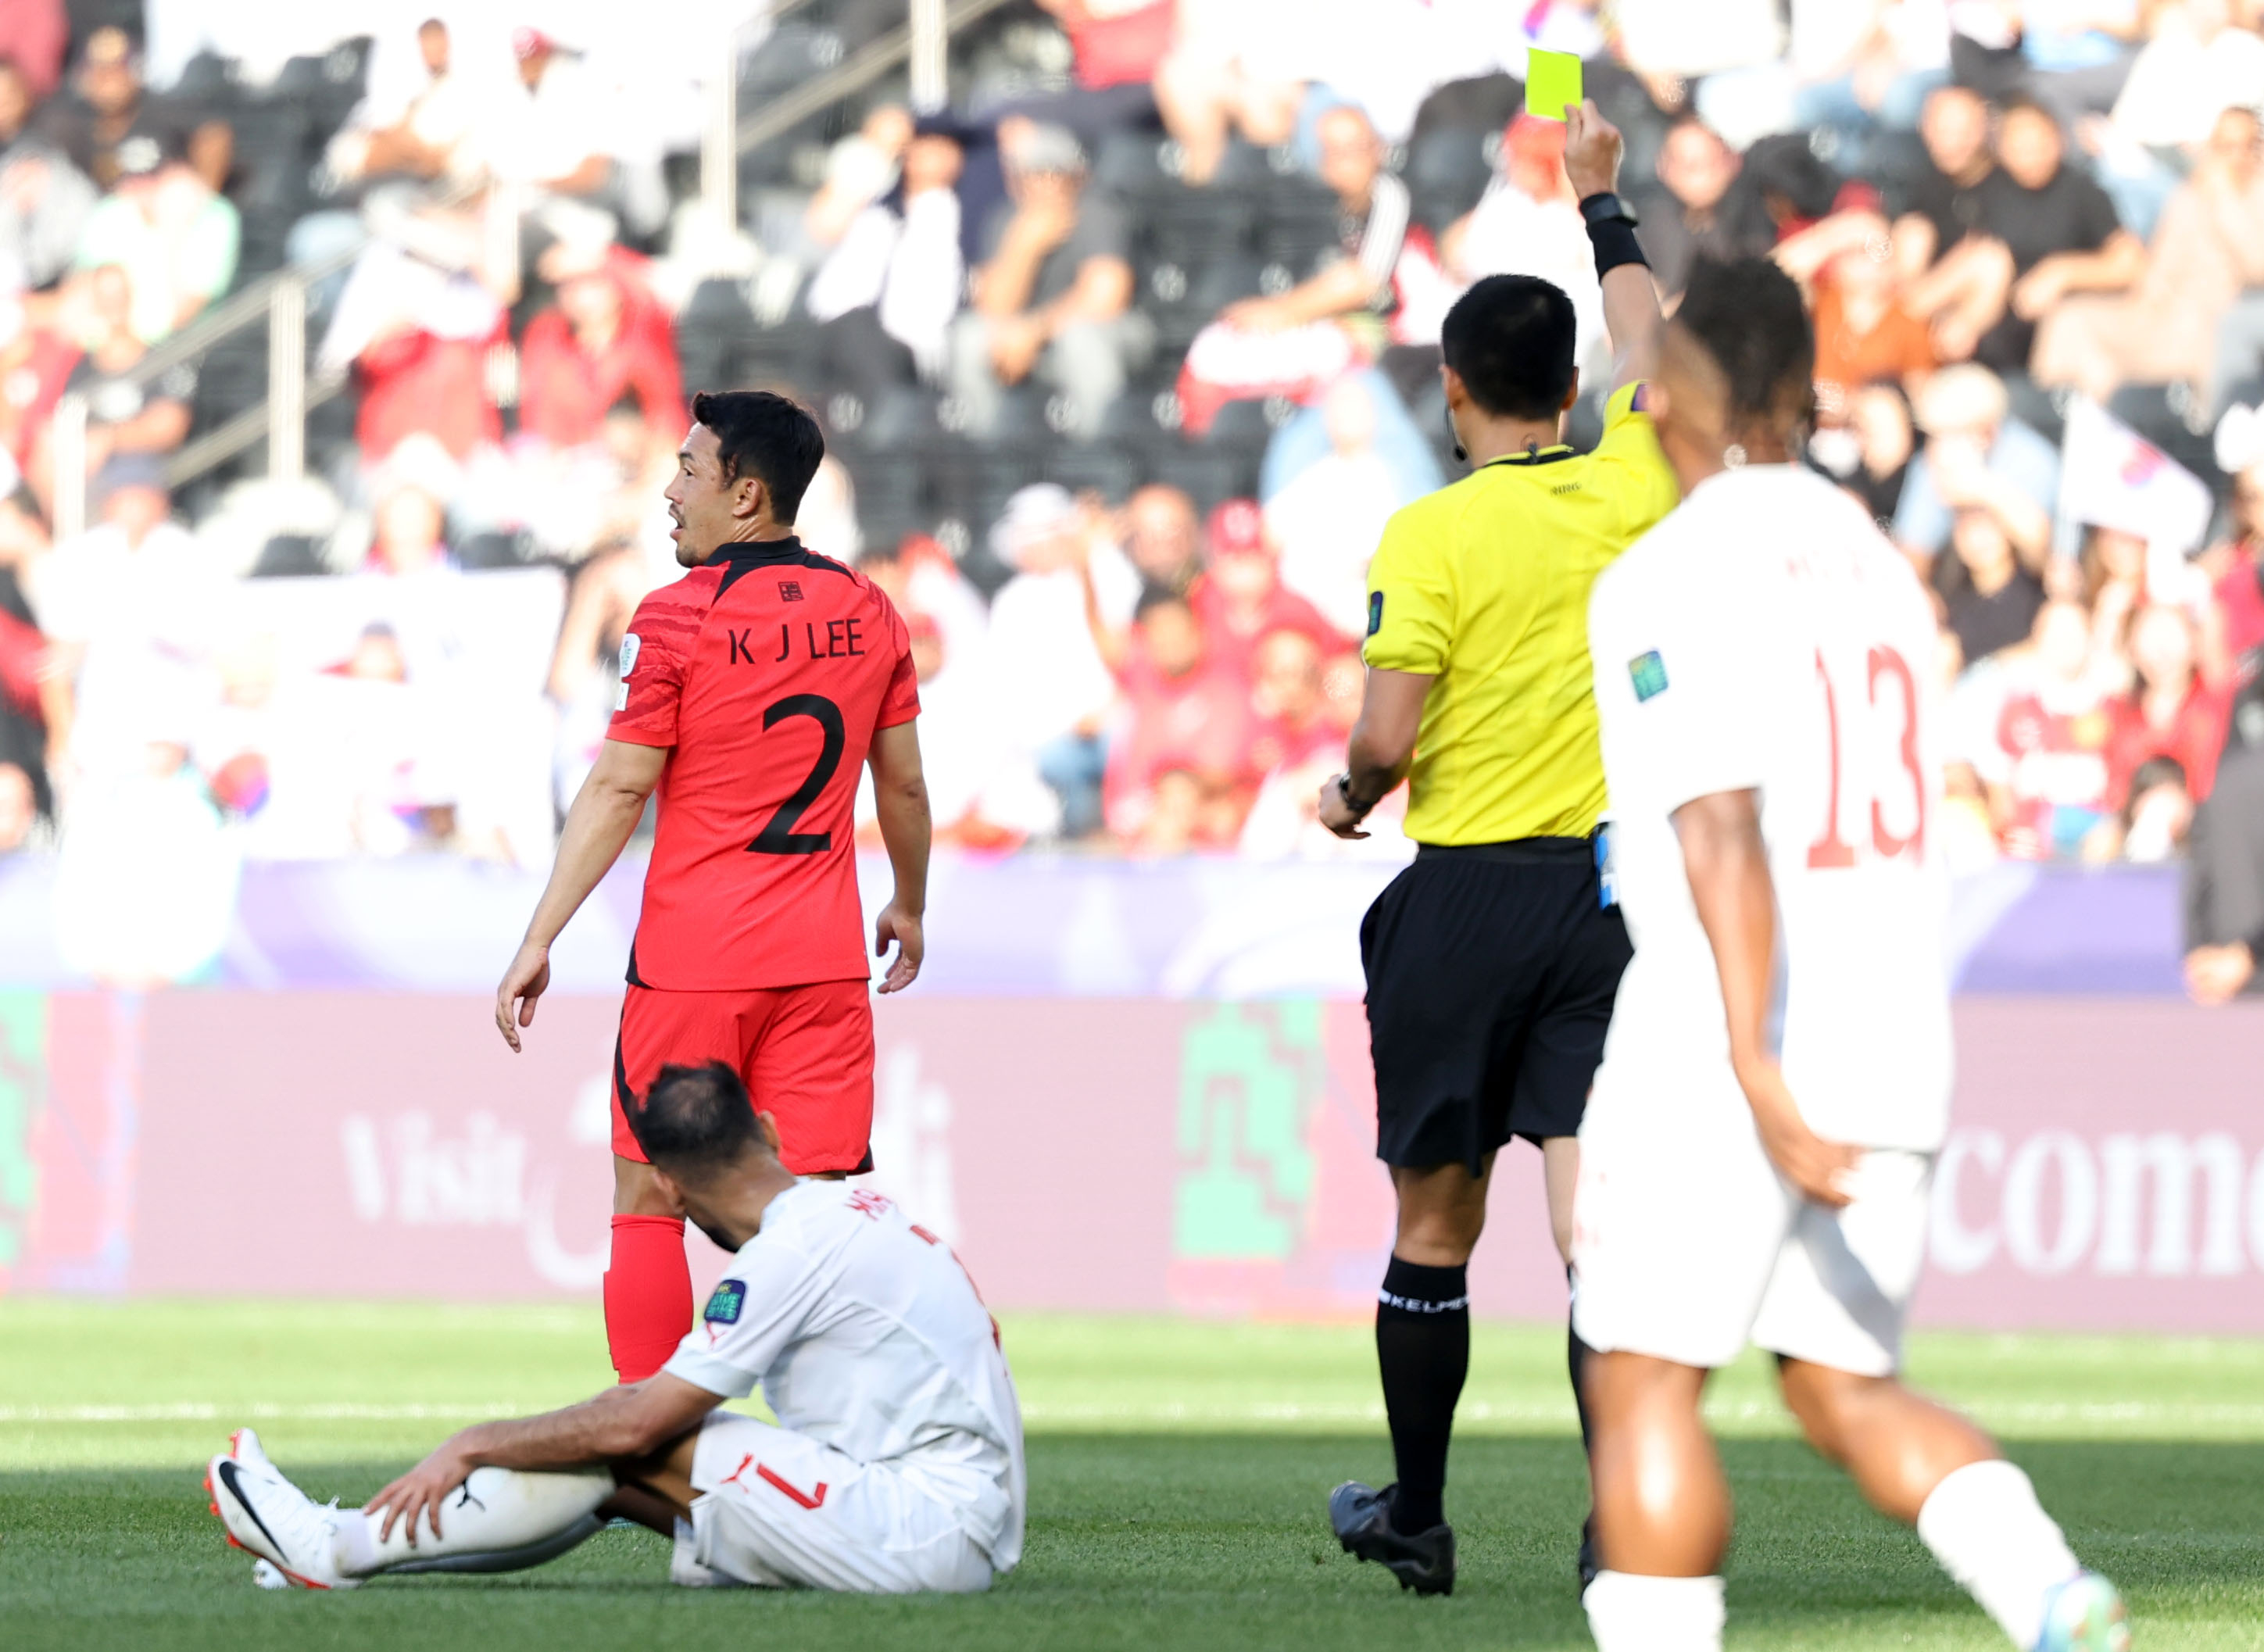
[1993,689,2111,859]
[2103,681,2231,809]
[2215,544,2264,670]
[609,536,919,989]
[517,263,685,449]
[1186,580,1343,681]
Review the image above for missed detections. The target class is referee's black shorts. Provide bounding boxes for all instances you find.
[1360,836,1632,1175]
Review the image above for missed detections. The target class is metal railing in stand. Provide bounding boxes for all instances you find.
[704,0,1021,220]
[50,242,359,538]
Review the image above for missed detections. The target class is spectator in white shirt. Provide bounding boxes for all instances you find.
[324,16,481,189]
[483,30,614,206]
[2106,0,2264,148]
[1153,0,1308,187]
[1264,375,1406,641]
[979,485,1133,839]
[28,458,221,790]
[809,131,967,400]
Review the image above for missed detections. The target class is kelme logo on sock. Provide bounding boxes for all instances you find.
[703,1279,746,1325]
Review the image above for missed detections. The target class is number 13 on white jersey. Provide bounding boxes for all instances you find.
[1769,537,1953,1150]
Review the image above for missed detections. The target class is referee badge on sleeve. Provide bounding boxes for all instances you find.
[1367,592,1383,638]
[1629,649,1668,702]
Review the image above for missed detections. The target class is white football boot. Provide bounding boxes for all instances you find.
[225,1427,277,1475]
[206,1437,356,1590]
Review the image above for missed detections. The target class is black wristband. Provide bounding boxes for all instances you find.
[1336,773,1378,819]
[1586,216,1648,280]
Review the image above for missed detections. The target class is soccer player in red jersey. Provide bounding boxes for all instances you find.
[492,390,932,1384]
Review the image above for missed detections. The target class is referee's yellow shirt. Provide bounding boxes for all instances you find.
[1361,381,1677,846]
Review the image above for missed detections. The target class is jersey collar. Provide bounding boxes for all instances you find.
[1480,445,1576,469]
[714,535,807,566]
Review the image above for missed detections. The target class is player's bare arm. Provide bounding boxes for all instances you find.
[1672,788,1859,1207]
[496,738,667,1051]
[867,719,931,994]
[1319,667,1432,839]
[1563,100,1661,392]
[365,1374,719,1546]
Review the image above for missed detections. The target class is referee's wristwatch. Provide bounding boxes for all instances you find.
[1334,773,1378,820]
[1578,191,1640,228]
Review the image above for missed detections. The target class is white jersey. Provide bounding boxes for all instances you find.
[663,1181,1025,1571]
[1586,465,1953,1151]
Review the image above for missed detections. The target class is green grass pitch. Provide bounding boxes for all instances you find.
[4,1302,2262,1650]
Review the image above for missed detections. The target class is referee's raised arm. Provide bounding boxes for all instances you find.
[1567,99,1663,395]
[1323,102,1679,1598]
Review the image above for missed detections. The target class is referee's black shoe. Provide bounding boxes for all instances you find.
[1577,1512,1600,1593]
[1329,1481,1455,1596]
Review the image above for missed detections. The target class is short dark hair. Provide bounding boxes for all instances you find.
[628,1060,767,1178]
[1440,274,1578,421]
[1674,257,1815,427]
[691,389,824,525]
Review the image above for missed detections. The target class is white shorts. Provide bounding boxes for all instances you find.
[672,1414,993,1594]
[1571,1065,1934,1376]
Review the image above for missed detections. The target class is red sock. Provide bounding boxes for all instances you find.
[604,1214,692,1383]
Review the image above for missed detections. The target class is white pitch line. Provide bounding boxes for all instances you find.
[0,1403,531,1423]
[9,1398,2264,1429]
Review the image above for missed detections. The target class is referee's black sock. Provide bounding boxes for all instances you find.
[1376,1255,1470,1536]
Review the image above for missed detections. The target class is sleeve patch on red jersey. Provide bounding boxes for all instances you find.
[616,633,641,710]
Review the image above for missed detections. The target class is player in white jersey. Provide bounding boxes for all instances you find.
[206,1061,1022,1596]
[1561,232,2126,1650]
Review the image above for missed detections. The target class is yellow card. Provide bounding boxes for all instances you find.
[1526,47,1583,123]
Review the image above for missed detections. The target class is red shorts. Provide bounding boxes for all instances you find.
[612,980,874,1175]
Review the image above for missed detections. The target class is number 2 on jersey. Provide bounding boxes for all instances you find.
[1807,645,1926,869]
[747,694,845,856]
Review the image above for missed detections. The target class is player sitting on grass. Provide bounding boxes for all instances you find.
[206,1061,1023,1595]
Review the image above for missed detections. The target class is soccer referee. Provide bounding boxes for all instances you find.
[1322,102,1671,1596]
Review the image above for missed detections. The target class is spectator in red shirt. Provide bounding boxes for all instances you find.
[1246,627,1340,778]
[1987,599,2117,860]
[1105,587,1255,849]
[2203,461,2264,695]
[355,316,503,463]
[0,0,67,101]
[0,293,77,473]
[1036,0,1173,93]
[2105,603,2232,816]
[1187,499,1343,682]
[516,245,684,452]
[1121,483,1204,595]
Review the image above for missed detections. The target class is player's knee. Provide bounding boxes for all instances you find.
[1393,1201,1483,1264]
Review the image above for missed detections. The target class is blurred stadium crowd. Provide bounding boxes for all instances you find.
[1,0,2262,871]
